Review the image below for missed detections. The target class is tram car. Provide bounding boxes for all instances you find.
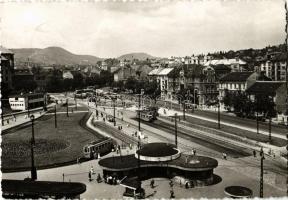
[136,106,158,122]
[83,137,115,159]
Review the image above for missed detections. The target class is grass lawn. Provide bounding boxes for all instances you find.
[1,106,102,172]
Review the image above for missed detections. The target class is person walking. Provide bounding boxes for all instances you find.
[170,190,175,198]
[150,179,155,188]
[253,150,256,157]
[88,171,92,182]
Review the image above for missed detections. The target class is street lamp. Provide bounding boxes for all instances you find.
[54,105,57,128]
[174,113,178,148]
[260,147,265,198]
[113,98,116,126]
[66,99,69,117]
[218,96,221,129]
[30,114,37,180]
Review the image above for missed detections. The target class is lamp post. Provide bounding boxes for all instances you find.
[54,105,57,128]
[260,147,264,198]
[113,98,116,126]
[66,99,69,117]
[30,115,37,180]
[182,101,186,120]
[75,97,77,110]
[137,92,142,131]
[218,96,221,129]
[174,113,178,148]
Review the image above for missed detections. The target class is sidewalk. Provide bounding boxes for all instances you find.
[1,110,46,132]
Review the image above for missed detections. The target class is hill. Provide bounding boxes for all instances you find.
[117,52,157,61]
[10,47,103,66]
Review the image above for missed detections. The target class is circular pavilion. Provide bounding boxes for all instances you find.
[98,142,218,186]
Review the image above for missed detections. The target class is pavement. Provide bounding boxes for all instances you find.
[2,97,287,199]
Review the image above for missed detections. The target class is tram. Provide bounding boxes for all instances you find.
[83,137,115,159]
[136,106,158,122]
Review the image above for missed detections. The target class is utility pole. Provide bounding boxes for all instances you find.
[268,117,272,142]
[113,99,116,126]
[260,148,264,198]
[256,111,259,134]
[66,99,69,117]
[285,0,288,196]
[183,102,186,120]
[30,115,37,180]
[137,137,141,192]
[218,100,221,129]
[175,113,178,147]
[75,98,77,110]
[54,105,57,128]
[138,93,141,131]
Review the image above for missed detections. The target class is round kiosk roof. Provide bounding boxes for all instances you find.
[137,143,178,157]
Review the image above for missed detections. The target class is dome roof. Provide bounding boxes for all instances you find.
[137,143,178,157]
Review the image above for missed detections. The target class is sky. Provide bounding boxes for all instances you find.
[0,0,286,58]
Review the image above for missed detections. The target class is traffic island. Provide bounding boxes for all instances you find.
[98,142,219,187]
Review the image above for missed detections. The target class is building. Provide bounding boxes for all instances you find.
[246,81,287,124]
[99,142,218,188]
[63,71,74,79]
[130,63,153,80]
[9,93,46,111]
[100,61,109,71]
[113,66,136,82]
[1,46,15,94]
[258,53,287,81]
[204,58,247,72]
[218,72,262,109]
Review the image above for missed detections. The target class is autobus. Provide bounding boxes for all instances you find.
[83,137,115,159]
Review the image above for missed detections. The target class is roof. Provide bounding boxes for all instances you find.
[0,46,13,54]
[204,58,246,66]
[148,67,164,75]
[137,143,177,157]
[219,72,254,82]
[158,68,174,75]
[1,55,8,60]
[246,81,284,94]
[99,153,218,171]
[2,179,86,197]
[224,186,253,198]
[212,64,231,71]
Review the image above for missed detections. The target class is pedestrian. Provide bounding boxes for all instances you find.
[222,153,227,160]
[253,150,256,157]
[150,179,155,188]
[193,149,196,155]
[13,115,16,122]
[185,182,189,189]
[170,190,175,198]
[90,166,94,175]
[88,171,92,182]
[169,180,173,187]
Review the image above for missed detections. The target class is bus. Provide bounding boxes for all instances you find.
[83,137,115,159]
